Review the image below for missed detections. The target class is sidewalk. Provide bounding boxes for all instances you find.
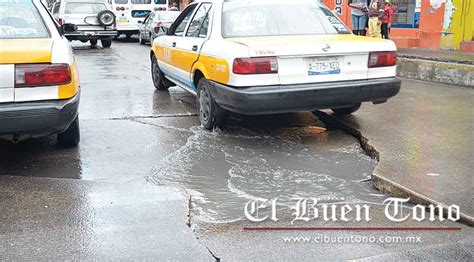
[397,48,474,87]
[317,79,474,226]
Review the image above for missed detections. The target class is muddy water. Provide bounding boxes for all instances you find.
[149,114,383,223]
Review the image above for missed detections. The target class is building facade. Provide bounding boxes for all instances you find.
[322,0,474,51]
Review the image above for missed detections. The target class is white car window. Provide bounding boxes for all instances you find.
[65,3,107,14]
[185,3,210,38]
[131,0,151,4]
[155,12,180,22]
[52,2,60,15]
[222,3,345,37]
[0,2,49,39]
[173,4,196,36]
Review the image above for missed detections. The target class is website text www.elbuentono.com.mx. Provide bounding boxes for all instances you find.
[283,235,423,244]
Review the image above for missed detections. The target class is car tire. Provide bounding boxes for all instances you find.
[90,39,98,46]
[101,38,112,48]
[197,78,226,130]
[149,34,154,46]
[57,116,80,147]
[151,56,169,90]
[331,103,361,116]
[139,33,146,45]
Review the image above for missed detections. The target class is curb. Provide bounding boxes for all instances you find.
[315,111,474,227]
[397,58,474,88]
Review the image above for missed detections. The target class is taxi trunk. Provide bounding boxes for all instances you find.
[0,39,53,103]
[228,35,397,85]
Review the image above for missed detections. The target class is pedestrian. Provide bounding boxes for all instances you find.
[169,2,179,11]
[381,0,394,39]
[348,0,369,36]
[367,0,385,38]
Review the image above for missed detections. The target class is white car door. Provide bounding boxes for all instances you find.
[155,3,198,90]
[178,2,212,87]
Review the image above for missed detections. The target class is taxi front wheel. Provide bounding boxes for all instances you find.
[197,78,226,130]
[58,116,80,147]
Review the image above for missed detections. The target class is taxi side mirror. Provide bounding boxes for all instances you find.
[61,23,77,34]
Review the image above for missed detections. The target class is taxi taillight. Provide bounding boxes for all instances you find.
[233,57,278,74]
[15,64,72,88]
[368,51,397,68]
[57,18,63,25]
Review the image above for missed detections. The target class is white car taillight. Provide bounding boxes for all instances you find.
[233,57,278,74]
[368,51,397,68]
[15,64,72,88]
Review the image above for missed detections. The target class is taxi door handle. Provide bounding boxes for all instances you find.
[172,42,176,47]
[192,45,198,52]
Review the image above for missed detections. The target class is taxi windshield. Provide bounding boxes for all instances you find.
[0,2,49,39]
[222,2,350,37]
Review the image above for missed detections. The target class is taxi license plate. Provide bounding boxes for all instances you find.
[306,57,340,76]
[117,19,129,23]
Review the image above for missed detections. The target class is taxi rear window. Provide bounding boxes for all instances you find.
[222,2,350,37]
[0,2,49,39]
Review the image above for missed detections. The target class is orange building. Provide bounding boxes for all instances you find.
[322,0,474,52]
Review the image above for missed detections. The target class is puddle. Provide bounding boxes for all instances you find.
[149,122,382,223]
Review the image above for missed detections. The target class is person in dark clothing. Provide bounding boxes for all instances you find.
[381,1,394,39]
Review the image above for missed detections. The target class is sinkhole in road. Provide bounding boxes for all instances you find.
[148,114,384,223]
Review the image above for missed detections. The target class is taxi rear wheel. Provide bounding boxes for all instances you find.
[101,38,112,48]
[331,103,361,116]
[151,56,169,90]
[197,78,226,130]
[58,116,80,147]
[90,39,97,46]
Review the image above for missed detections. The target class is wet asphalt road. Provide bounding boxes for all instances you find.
[0,39,381,222]
[1,39,471,260]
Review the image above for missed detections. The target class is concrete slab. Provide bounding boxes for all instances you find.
[0,176,213,261]
[397,58,474,87]
[398,48,474,65]
[317,79,474,225]
[397,49,474,87]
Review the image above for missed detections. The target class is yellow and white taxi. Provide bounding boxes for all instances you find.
[150,0,401,129]
[0,0,81,146]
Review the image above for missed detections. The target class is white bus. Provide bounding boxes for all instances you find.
[109,0,168,38]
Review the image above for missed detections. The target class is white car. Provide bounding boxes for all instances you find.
[110,0,168,38]
[138,10,180,45]
[51,0,117,47]
[151,0,401,129]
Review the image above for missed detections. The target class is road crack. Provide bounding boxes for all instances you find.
[126,118,194,133]
[108,113,198,120]
[187,194,221,261]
